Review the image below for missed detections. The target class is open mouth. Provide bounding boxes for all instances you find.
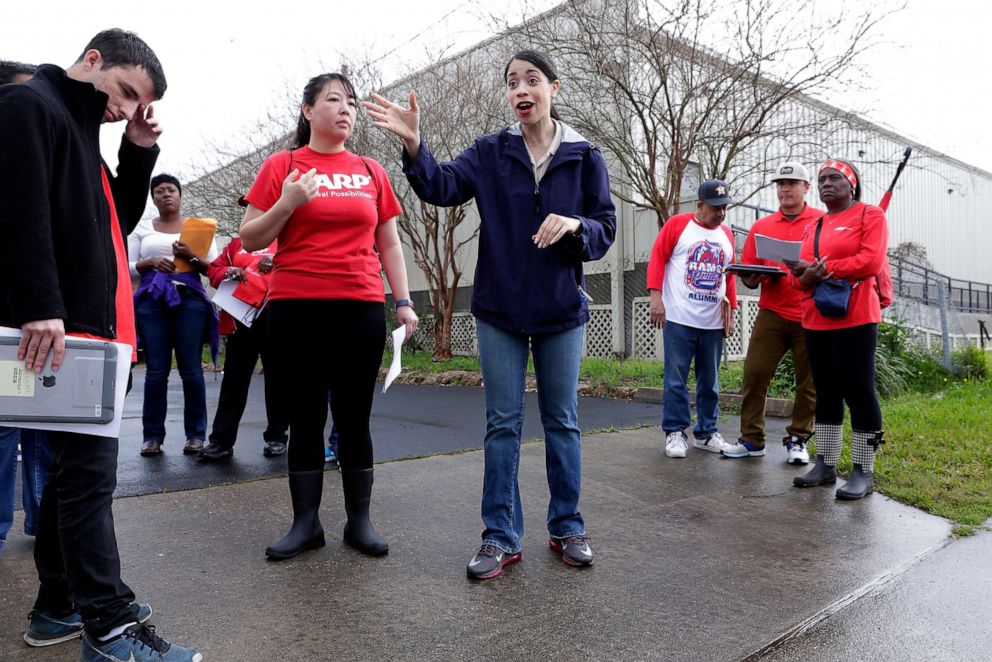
[516,101,534,112]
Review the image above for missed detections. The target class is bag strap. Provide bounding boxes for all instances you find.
[816,207,870,289]
[358,156,380,201]
[813,217,824,259]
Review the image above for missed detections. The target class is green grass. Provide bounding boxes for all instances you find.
[386,347,992,528]
[871,378,992,526]
[382,350,480,373]
[386,351,755,394]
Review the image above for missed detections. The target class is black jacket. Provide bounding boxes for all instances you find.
[0,64,158,338]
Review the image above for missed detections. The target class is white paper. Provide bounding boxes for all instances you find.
[755,234,802,263]
[0,327,131,438]
[0,360,34,396]
[212,279,259,328]
[382,326,406,394]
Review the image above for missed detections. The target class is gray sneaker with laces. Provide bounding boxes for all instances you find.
[80,623,201,662]
[549,534,595,567]
[466,544,522,580]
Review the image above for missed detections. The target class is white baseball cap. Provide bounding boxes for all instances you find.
[769,161,811,183]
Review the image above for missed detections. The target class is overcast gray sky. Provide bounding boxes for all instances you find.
[4,0,991,176]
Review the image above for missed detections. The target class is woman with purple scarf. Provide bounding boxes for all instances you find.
[128,174,219,456]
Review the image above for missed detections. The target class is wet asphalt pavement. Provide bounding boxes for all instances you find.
[112,368,665,498]
[6,371,988,661]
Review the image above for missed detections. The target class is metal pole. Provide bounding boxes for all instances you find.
[938,280,952,371]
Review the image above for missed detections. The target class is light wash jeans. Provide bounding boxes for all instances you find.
[662,321,723,439]
[476,320,586,554]
[0,427,52,552]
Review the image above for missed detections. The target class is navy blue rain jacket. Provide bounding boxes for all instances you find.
[402,122,616,334]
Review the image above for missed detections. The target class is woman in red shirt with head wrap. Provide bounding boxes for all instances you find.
[786,160,887,500]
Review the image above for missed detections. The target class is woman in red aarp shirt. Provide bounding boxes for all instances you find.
[240,72,418,561]
[786,160,887,501]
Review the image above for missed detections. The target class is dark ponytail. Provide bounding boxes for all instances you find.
[293,72,357,149]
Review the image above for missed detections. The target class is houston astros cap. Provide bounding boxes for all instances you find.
[698,179,734,206]
[769,161,811,183]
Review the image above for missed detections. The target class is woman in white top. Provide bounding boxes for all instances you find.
[127,173,219,456]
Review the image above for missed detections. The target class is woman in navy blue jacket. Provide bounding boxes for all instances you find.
[365,50,616,580]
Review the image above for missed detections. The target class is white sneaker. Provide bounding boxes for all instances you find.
[694,432,729,453]
[665,431,688,458]
[784,436,811,465]
[722,439,766,458]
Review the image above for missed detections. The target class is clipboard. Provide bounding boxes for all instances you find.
[725,264,787,278]
[212,279,260,328]
[174,217,218,273]
[0,336,117,424]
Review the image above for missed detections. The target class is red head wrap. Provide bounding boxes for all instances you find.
[820,160,858,191]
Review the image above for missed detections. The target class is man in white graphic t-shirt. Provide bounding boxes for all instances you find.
[646,179,738,459]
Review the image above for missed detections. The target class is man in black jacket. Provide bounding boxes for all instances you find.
[0,29,202,661]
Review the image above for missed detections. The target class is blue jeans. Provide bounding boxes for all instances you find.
[476,320,585,554]
[0,427,52,551]
[136,289,210,442]
[662,321,723,439]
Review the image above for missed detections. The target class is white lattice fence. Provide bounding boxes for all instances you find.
[727,296,760,360]
[632,297,660,359]
[630,295,759,361]
[405,312,477,356]
[450,313,477,355]
[583,305,614,357]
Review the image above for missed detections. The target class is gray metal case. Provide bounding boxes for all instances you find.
[0,336,117,424]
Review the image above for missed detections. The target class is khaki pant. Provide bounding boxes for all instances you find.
[739,308,815,446]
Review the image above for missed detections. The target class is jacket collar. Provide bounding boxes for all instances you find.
[31,64,110,127]
[501,121,593,173]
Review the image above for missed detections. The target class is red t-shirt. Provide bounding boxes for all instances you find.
[74,168,137,361]
[740,204,823,322]
[793,201,888,331]
[245,147,403,302]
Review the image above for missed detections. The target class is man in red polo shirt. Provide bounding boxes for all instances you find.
[723,162,822,464]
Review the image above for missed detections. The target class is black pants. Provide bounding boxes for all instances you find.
[267,299,385,472]
[33,432,139,637]
[209,312,289,448]
[804,323,883,430]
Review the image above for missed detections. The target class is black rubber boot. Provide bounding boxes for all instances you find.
[793,455,837,487]
[341,468,388,556]
[265,470,325,560]
[836,464,874,500]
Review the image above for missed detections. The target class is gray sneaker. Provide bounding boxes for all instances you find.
[80,624,201,662]
[466,544,521,580]
[549,534,595,567]
[25,603,151,647]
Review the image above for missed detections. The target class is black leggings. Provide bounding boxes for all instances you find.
[267,299,385,472]
[804,323,883,431]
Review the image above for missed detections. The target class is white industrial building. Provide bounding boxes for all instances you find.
[186,2,992,359]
